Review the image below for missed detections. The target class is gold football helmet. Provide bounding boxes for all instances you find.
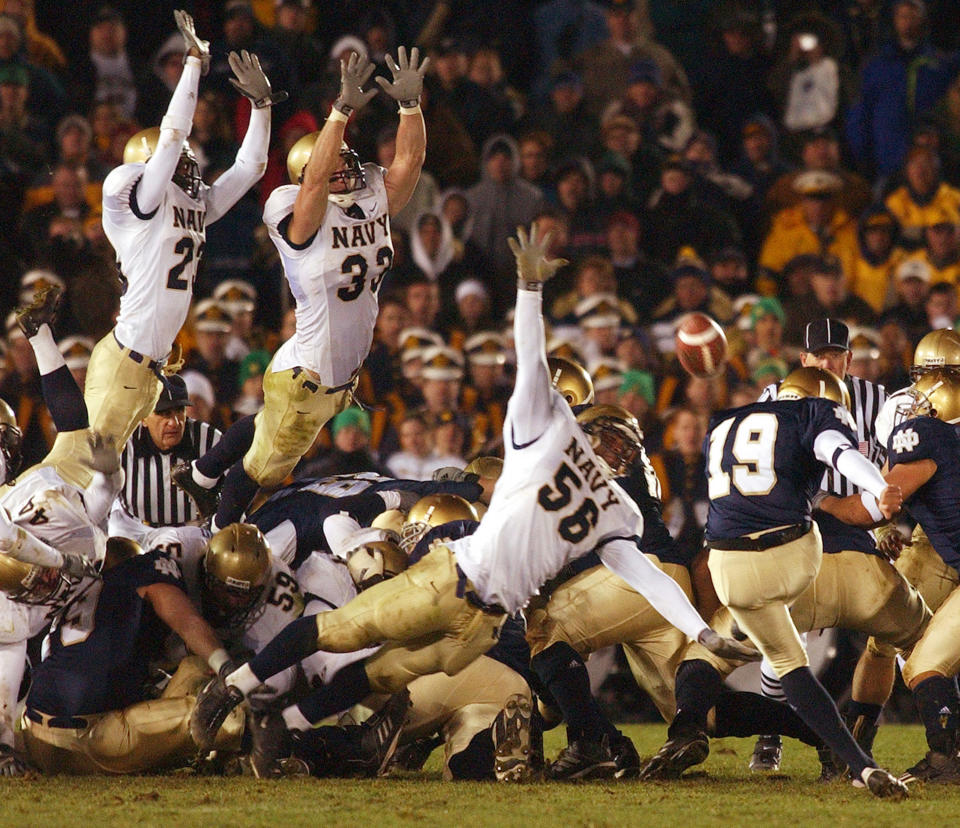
[548,356,594,407]
[0,398,22,485]
[287,133,366,194]
[346,539,408,591]
[777,366,851,409]
[371,509,406,536]
[911,329,960,380]
[202,523,272,624]
[123,126,202,198]
[123,127,160,164]
[400,494,478,554]
[104,536,142,569]
[464,456,503,481]
[0,552,73,606]
[576,404,644,477]
[905,368,960,424]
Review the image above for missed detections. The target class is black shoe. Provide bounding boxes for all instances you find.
[547,736,617,781]
[638,728,709,780]
[492,693,533,782]
[610,732,641,779]
[749,734,782,772]
[899,750,960,785]
[249,710,291,778]
[862,766,909,799]
[817,746,844,782]
[0,744,33,777]
[847,713,879,757]
[15,284,62,339]
[190,677,245,753]
[172,462,221,519]
[358,690,411,777]
[385,735,443,774]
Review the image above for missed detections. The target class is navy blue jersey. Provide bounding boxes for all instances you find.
[617,465,691,566]
[814,509,879,556]
[27,550,185,716]
[705,398,858,540]
[888,416,960,574]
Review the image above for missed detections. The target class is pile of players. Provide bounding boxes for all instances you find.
[3,10,960,802]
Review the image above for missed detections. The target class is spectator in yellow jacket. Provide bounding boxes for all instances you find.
[848,206,907,313]
[884,147,960,248]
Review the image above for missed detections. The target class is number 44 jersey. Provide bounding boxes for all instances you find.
[705,398,859,541]
[264,165,393,387]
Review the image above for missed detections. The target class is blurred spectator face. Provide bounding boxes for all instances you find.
[603,121,640,156]
[729,384,759,407]
[661,168,691,196]
[800,192,835,228]
[584,322,620,354]
[161,50,184,87]
[743,128,772,164]
[894,1,926,46]
[711,256,748,290]
[556,169,588,211]
[927,284,958,326]
[599,169,626,199]
[550,82,582,114]
[809,267,845,307]
[485,149,513,184]
[399,416,430,456]
[7,331,35,378]
[224,12,255,48]
[433,49,467,86]
[195,329,229,364]
[441,193,468,229]
[926,222,958,258]
[281,307,297,341]
[519,138,548,182]
[753,312,783,351]
[606,220,639,257]
[801,136,840,170]
[906,151,938,194]
[626,79,658,111]
[335,424,368,453]
[896,273,929,305]
[674,274,708,310]
[59,122,92,163]
[849,351,881,382]
[48,215,83,245]
[89,18,125,56]
[684,137,715,168]
[684,376,718,411]
[433,420,464,457]
[533,215,569,257]
[364,24,389,57]
[376,134,396,167]
[83,216,108,251]
[0,76,27,115]
[801,346,850,379]
[0,19,20,60]
[457,293,489,327]
[616,335,649,370]
[52,165,85,210]
[469,362,502,394]
[90,102,119,145]
[188,392,213,423]
[276,3,307,33]
[595,384,620,406]
[405,281,440,327]
[375,300,408,347]
[672,409,705,454]
[417,215,442,258]
[231,308,253,341]
[879,319,909,362]
[468,48,503,88]
[721,26,753,57]
[576,263,615,297]
[785,263,814,297]
[863,224,895,258]
[421,377,459,412]
[144,407,186,452]
[617,387,650,420]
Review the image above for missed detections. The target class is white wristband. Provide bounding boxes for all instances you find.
[399,103,422,115]
[860,491,883,523]
[207,648,231,675]
[327,108,349,124]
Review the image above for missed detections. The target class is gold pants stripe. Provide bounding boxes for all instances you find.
[313,544,505,693]
[244,360,355,487]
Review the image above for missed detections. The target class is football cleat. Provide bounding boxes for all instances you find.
[547,736,617,781]
[384,735,443,774]
[172,462,221,519]
[862,766,910,799]
[749,734,782,772]
[610,732,641,779]
[16,284,63,339]
[638,728,709,780]
[492,693,533,782]
[248,710,291,779]
[358,689,411,777]
[899,750,960,785]
[190,677,245,752]
[817,746,844,782]
[0,744,33,777]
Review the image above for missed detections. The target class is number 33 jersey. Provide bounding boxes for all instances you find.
[265,164,393,387]
[705,398,857,540]
[450,390,643,614]
[102,164,208,361]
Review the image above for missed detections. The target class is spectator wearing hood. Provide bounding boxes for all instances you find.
[550,156,607,257]
[729,115,789,203]
[650,254,734,327]
[71,6,138,120]
[848,206,907,312]
[596,113,664,206]
[884,146,960,247]
[519,71,599,162]
[135,32,184,128]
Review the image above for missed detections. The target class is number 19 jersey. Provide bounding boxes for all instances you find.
[265,164,393,387]
[450,390,643,614]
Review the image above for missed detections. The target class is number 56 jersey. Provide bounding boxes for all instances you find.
[705,398,858,540]
[450,390,643,615]
[264,164,393,387]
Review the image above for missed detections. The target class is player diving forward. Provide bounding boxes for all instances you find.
[175,46,429,530]
[188,224,757,768]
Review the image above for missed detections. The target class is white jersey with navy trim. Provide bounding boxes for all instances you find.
[264,164,393,386]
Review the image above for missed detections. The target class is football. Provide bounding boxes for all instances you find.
[675,312,728,378]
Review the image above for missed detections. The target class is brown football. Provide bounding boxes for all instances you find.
[675,312,728,378]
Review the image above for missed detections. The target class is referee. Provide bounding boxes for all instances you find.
[752,317,887,771]
[108,374,221,542]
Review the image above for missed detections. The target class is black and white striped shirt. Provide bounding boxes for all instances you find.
[760,374,887,496]
[119,418,221,527]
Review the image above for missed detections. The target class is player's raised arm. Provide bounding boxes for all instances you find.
[507,223,567,446]
[136,9,208,214]
[812,425,896,519]
[287,52,377,245]
[377,46,428,217]
[206,50,285,225]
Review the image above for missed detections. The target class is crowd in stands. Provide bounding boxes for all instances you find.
[3,0,960,562]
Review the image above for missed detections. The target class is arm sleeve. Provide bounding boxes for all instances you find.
[597,538,708,640]
[84,469,125,527]
[137,56,202,215]
[0,506,64,568]
[509,287,554,446]
[205,106,271,225]
[321,513,392,562]
[813,429,887,498]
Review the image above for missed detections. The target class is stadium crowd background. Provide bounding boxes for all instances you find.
[3,0,960,708]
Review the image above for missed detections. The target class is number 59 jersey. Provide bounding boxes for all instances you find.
[264,164,393,387]
[450,391,643,615]
[705,398,858,540]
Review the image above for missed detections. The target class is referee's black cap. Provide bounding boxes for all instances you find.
[804,318,850,353]
[155,375,191,413]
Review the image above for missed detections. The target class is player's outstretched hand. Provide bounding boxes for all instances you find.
[432,466,480,484]
[333,52,378,117]
[508,223,569,287]
[875,523,908,562]
[697,628,762,662]
[174,9,210,75]
[87,432,121,475]
[228,50,289,108]
[878,484,902,521]
[375,46,430,107]
[60,552,101,581]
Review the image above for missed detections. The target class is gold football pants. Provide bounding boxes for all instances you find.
[22,657,244,775]
[525,559,692,721]
[244,361,355,487]
[313,544,506,693]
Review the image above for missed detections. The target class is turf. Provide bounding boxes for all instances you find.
[1,724,956,828]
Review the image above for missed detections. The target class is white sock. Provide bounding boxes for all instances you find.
[282,704,313,732]
[226,662,260,696]
[0,641,27,749]
[28,324,64,376]
[192,461,219,489]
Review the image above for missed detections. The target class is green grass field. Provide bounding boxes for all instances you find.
[1,724,957,828]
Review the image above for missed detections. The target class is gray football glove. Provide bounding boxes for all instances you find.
[174,9,210,75]
[333,52,378,117]
[228,50,289,109]
[87,432,121,475]
[697,628,762,662]
[60,552,101,582]
[432,467,480,484]
[375,45,430,108]
[508,224,569,288]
